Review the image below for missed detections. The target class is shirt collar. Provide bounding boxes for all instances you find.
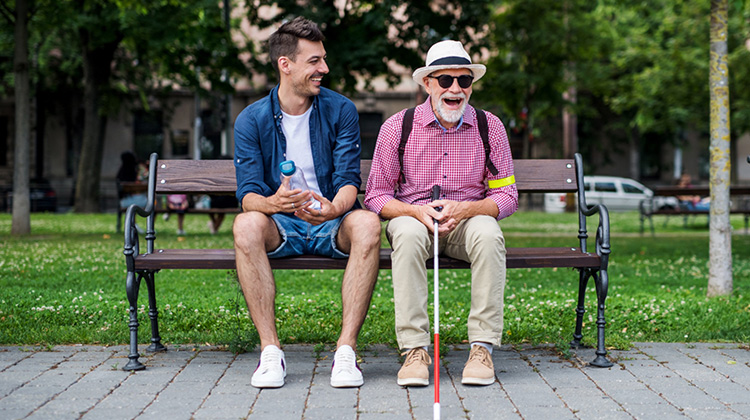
[416,97,474,132]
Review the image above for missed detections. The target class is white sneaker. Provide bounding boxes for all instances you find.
[330,345,363,388]
[251,345,286,388]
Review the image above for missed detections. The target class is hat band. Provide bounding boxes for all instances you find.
[427,56,472,67]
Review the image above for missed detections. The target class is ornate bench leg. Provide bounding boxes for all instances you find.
[123,271,146,371]
[591,269,613,368]
[144,272,166,353]
[570,269,589,349]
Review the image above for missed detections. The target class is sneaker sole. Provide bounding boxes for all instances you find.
[251,378,285,388]
[461,376,495,386]
[330,378,364,388]
[397,377,429,387]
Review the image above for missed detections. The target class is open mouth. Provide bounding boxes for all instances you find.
[443,97,464,108]
[311,75,324,85]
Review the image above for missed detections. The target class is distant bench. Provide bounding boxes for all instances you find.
[122,153,614,371]
[639,186,750,235]
[116,181,239,233]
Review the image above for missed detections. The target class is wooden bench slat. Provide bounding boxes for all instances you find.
[156,160,238,194]
[151,159,579,194]
[135,247,600,271]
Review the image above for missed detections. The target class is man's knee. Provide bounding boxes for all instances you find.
[465,216,505,251]
[233,212,275,250]
[388,216,428,246]
[342,210,382,248]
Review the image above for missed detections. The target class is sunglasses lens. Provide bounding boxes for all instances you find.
[457,75,473,88]
[435,75,473,88]
[437,75,454,88]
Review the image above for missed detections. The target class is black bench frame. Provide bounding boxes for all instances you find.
[122,152,613,371]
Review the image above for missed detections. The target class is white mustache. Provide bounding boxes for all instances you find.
[440,92,466,101]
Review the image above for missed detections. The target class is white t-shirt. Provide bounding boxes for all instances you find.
[281,106,322,209]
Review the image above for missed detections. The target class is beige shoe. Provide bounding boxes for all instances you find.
[462,345,495,385]
[397,348,431,386]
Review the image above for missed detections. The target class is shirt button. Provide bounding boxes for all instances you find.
[444,153,448,156]
[443,175,447,179]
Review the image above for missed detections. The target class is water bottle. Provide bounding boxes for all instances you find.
[279,160,321,209]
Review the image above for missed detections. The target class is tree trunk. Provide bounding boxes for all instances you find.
[707,0,732,296]
[73,27,120,213]
[12,0,31,235]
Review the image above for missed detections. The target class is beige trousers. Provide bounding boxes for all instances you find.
[386,215,506,350]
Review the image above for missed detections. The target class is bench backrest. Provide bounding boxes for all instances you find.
[153,158,578,195]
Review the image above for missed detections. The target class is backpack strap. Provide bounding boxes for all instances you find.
[398,107,415,185]
[476,110,499,176]
[398,107,498,186]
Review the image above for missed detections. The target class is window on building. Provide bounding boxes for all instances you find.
[200,109,222,159]
[171,129,190,157]
[133,110,164,161]
[359,112,382,160]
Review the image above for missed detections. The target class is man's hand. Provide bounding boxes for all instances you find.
[417,200,457,237]
[295,191,335,226]
[269,183,313,214]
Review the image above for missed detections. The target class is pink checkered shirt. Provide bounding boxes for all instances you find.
[364,99,518,220]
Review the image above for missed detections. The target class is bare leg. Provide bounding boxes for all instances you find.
[214,213,226,230]
[334,209,381,351]
[233,211,283,349]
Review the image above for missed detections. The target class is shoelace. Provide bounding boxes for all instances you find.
[468,347,491,367]
[402,348,431,367]
[257,349,282,374]
[333,350,359,373]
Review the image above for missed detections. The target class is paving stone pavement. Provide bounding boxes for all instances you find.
[0,342,748,419]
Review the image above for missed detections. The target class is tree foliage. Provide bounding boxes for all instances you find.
[476,0,750,175]
[242,0,494,93]
[474,0,601,159]
[2,0,249,212]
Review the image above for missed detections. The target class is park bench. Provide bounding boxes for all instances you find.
[116,181,240,233]
[639,185,750,235]
[122,152,613,371]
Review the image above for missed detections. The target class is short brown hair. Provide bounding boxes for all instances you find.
[268,17,325,74]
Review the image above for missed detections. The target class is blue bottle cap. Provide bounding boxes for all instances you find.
[279,160,296,176]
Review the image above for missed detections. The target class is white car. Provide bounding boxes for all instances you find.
[544,176,666,212]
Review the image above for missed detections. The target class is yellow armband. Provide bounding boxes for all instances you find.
[488,175,515,189]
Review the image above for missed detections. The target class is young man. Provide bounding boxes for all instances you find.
[365,40,518,386]
[233,17,381,389]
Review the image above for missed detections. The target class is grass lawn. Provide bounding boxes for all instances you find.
[1,210,749,353]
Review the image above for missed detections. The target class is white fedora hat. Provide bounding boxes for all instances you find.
[412,40,486,87]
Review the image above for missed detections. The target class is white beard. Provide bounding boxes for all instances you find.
[435,91,468,124]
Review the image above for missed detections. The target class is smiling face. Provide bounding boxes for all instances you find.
[278,38,329,103]
[423,68,473,129]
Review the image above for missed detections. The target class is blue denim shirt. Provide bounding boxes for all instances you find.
[234,85,362,209]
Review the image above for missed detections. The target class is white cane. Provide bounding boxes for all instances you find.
[431,185,441,420]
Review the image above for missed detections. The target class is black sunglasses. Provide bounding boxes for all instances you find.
[427,74,474,89]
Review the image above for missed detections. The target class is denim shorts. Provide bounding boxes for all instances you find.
[267,211,352,259]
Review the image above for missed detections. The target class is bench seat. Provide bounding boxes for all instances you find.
[134,247,601,271]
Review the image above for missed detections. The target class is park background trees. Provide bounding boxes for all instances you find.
[2,0,750,294]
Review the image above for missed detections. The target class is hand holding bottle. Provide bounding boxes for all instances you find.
[279,160,321,212]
